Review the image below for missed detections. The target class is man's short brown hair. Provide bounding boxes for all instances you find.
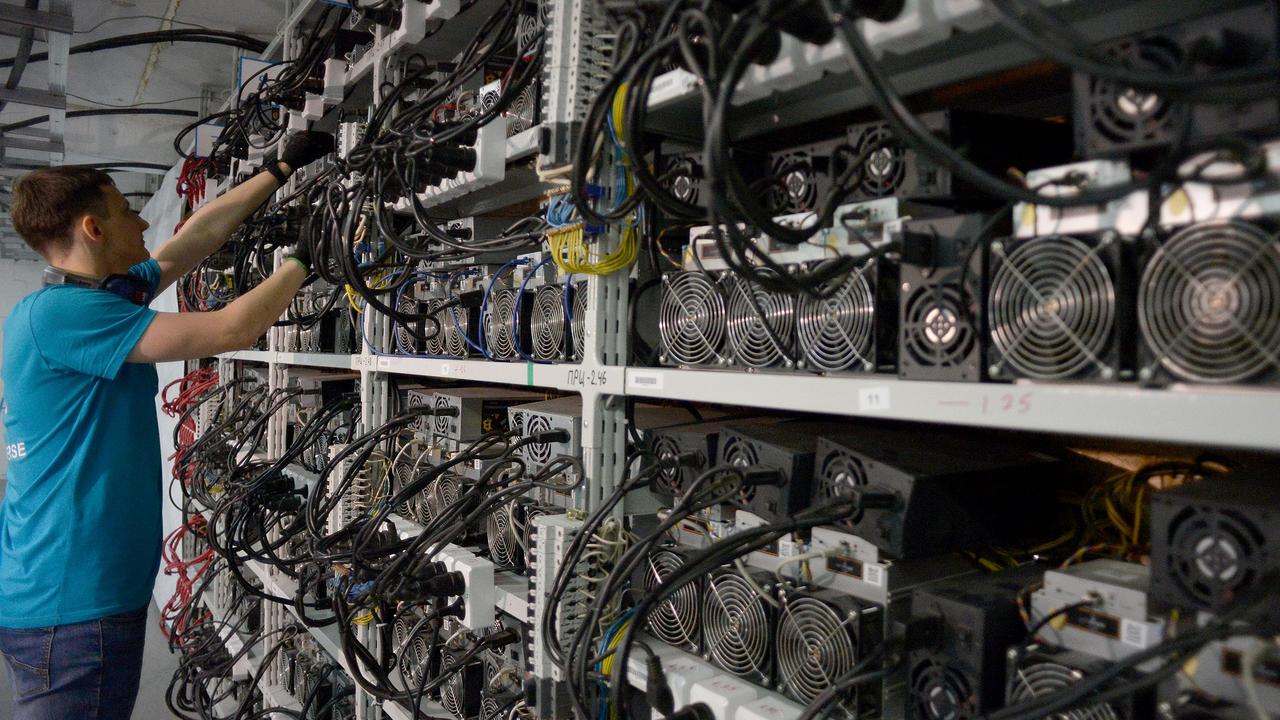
[10,166,116,256]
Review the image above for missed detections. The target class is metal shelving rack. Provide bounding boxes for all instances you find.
[220,349,1280,453]
[190,1,1280,718]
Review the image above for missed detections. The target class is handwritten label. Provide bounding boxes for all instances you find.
[628,371,664,391]
[565,368,609,388]
[981,391,1032,415]
[353,356,375,370]
[858,387,890,412]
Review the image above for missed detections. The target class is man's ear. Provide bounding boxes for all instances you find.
[78,212,105,243]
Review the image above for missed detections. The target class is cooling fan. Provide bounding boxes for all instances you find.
[911,659,977,720]
[485,287,529,361]
[642,548,702,653]
[660,271,728,367]
[850,122,907,199]
[1150,470,1280,621]
[486,498,524,571]
[434,393,453,437]
[898,216,988,382]
[392,452,421,520]
[420,474,464,526]
[769,150,818,214]
[1077,34,1183,157]
[702,567,775,684]
[814,444,868,530]
[444,299,476,358]
[1074,4,1279,158]
[1006,647,1149,720]
[481,656,523,720]
[529,284,567,361]
[570,281,587,361]
[516,11,540,55]
[652,433,688,499]
[479,84,501,112]
[724,270,796,369]
[907,569,1038,720]
[521,413,554,466]
[901,278,978,380]
[663,154,705,207]
[776,587,881,709]
[797,262,880,372]
[987,234,1130,381]
[395,296,423,354]
[439,649,483,720]
[423,299,447,355]
[719,433,762,506]
[506,84,538,137]
[392,615,433,690]
[1138,220,1280,385]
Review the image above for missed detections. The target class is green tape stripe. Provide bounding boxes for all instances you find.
[526,362,534,387]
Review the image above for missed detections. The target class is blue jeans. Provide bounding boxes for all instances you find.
[0,604,148,720]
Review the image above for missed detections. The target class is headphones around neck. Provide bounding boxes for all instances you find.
[42,266,155,306]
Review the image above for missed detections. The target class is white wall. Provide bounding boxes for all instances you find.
[138,164,188,610]
[0,259,46,482]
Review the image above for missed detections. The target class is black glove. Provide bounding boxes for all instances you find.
[279,131,335,172]
[285,241,312,275]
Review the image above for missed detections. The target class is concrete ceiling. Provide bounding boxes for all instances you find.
[0,0,289,260]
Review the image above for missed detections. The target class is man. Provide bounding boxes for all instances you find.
[0,131,332,720]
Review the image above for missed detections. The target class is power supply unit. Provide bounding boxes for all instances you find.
[1136,219,1280,387]
[844,111,1072,204]
[399,383,437,434]
[648,421,729,504]
[907,566,1042,720]
[1149,468,1280,623]
[1176,635,1280,718]
[432,387,545,443]
[1073,2,1280,161]
[895,214,998,382]
[805,525,978,607]
[716,421,819,523]
[645,417,780,504]
[986,231,1139,383]
[658,151,707,209]
[812,426,1066,558]
[1032,559,1166,663]
[765,135,858,215]
[508,396,583,477]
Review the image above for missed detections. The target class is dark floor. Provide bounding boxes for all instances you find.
[0,601,181,719]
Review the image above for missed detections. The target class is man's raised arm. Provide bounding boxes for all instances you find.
[151,132,334,293]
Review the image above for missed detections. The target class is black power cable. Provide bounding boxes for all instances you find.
[0,29,268,69]
[2,108,199,133]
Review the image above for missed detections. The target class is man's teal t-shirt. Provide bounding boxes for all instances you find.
[0,259,162,628]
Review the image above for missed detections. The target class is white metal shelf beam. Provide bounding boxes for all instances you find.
[219,351,1280,451]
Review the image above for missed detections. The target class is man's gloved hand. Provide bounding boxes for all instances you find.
[279,131,336,172]
[285,241,313,276]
